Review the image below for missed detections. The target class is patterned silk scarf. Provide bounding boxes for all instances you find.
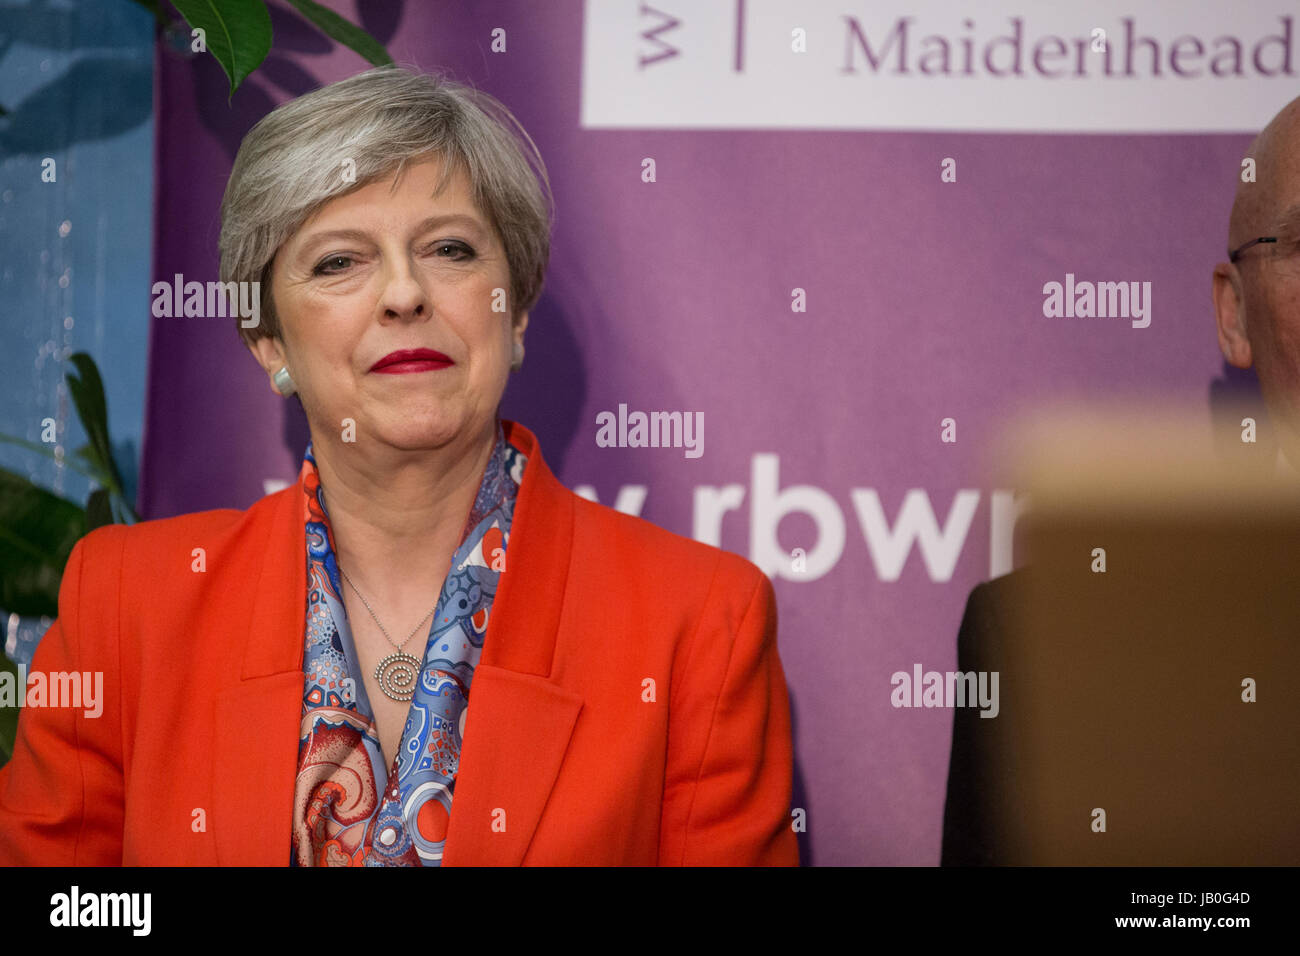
[290,422,527,866]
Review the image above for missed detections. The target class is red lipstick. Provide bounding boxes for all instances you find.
[370,348,454,374]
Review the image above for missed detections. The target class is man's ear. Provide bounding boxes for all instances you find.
[247,336,287,395]
[1212,263,1253,368]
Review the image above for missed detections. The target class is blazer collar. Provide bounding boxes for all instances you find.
[213,419,583,865]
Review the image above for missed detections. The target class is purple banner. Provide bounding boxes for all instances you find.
[142,0,1286,864]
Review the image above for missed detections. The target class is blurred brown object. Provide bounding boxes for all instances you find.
[949,401,1299,865]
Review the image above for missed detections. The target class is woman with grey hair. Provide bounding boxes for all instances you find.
[0,65,798,867]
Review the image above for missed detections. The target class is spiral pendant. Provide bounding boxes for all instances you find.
[374,652,422,701]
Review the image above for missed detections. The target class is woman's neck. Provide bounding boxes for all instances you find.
[310,420,497,601]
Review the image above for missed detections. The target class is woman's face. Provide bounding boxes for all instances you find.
[253,154,525,455]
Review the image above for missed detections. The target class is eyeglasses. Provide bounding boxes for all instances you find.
[1229,237,1278,262]
[1230,236,1300,271]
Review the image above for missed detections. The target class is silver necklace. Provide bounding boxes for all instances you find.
[339,564,437,702]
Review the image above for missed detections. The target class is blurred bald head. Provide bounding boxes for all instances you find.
[1228,95,1300,254]
[1214,94,1300,473]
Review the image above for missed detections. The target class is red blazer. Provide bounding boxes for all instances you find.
[0,420,799,865]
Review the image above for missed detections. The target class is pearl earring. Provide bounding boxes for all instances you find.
[273,366,296,396]
[510,342,524,372]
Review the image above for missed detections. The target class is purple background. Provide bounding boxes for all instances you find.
[140,0,1261,864]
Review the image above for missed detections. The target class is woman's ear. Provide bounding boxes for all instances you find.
[247,336,288,394]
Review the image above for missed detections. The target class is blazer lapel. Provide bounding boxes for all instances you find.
[212,420,584,866]
[213,478,307,865]
[441,665,583,865]
[443,422,585,865]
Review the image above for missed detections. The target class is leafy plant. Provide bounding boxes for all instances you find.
[0,353,137,765]
[0,1,393,768]
[133,0,393,97]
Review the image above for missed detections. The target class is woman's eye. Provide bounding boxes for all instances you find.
[431,242,473,261]
[313,244,471,275]
[313,255,352,275]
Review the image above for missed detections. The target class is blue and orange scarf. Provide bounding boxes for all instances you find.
[290,422,526,866]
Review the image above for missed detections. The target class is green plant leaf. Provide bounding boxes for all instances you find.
[282,0,393,66]
[119,496,140,526]
[0,468,86,619]
[86,489,113,532]
[0,356,140,527]
[169,0,273,97]
[72,442,108,475]
[109,488,140,525]
[0,433,103,484]
[0,652,16,768]
[65,353,123,494]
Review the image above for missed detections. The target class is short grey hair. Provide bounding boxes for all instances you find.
[220,64,554,347]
